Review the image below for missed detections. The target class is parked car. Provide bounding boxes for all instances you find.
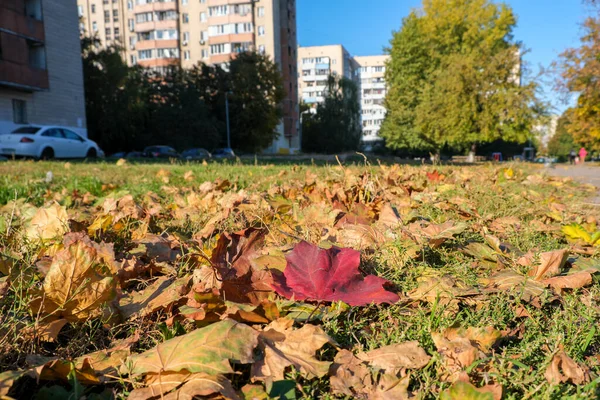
[142,146,179,159]
[126,151,144,159]
[0,126,104,159]
[213,148,236,159]
[181,148,212,161]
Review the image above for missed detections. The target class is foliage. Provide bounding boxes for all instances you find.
[556,9,600,152]
[82,39,284,153]
[547,116,578,160]
[0,160,600,398]
[381,0,544,153]
[301,75,362,153]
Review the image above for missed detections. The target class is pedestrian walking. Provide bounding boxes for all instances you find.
[579,147,588,164]
[569,149,576,165]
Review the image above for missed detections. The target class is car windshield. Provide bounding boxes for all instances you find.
[12,127,41,134]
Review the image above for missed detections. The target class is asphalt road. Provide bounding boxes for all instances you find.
[548,165,600,204]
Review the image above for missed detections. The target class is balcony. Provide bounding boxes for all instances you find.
[135,19,178,32]
[0,5,45,42]
[208,33,253,45]
[136,39,179,51]
[0,59,48,91]
[133,1,177,13]
[207,0,254,5]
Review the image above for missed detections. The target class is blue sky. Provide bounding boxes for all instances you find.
[297,0,590,114]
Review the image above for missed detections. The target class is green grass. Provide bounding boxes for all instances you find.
[0,159,599,399]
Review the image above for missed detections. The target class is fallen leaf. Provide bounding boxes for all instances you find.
[529,250,568,280]
[25,203,69,243]
[481,270,546,303]
[251,318,335,381]
[272,241,399,306]
[545,350,589,385]
[117,276,189,319]
[356,341,430,374]
[440,381,502,400]
[542,271,593,290]
[126,319,258,375]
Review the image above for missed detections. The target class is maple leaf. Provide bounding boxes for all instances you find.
[272,241,399,306]
[356,341,431,374]
[25,202,69,243]
[545,350,590,385]
[125,319,258,376]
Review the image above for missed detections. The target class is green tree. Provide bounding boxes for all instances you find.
[226,52,286,152]
[381,0,543,154]
[81,37,150,153]
[555,2,600,152]
[301,75,361,153]
[547,116,577,161]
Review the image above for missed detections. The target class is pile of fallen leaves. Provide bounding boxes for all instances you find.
[0,163,599,399]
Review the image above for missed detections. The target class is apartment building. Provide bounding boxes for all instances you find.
[1,0,87,135]
[77,0,299,151]
[297,44,357,105]
[355,55,388,143]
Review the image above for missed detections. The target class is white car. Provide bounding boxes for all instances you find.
[0,126,104,159]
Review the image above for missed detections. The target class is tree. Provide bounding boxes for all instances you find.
[381,0,544,154]
[547,116,577,161]
[556,4,600,152]
[301,75,361,153]
[225,52,286,152]
[82,37,150,153]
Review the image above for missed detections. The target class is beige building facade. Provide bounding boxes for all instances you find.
[354,55,388,142]
[1,0,87,135]
[297,44,357,105]
[77,0,299,151]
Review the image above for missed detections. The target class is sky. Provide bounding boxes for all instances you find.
[297,0,590,114]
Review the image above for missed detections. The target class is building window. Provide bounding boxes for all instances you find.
[184,50,190,60]
[258,26,265,36]
[209,5,228,16]
[92,21,98,32]
[201,31,208,42]
[136,12,153,23]
[157,48,179,58]
[182,31,189,43]
[128,0,133,9]
[182,0,188,4]
[104,10,110,23]
[200,12,207,22]
[12,100,27,124]
[138,49,153,60]
[257,7,265,17]
[113,9,119,22]
[91,4,96,13]
[105,28,111,38]
[114,27,120,39]
[201,49,208,59]
[130,55,137,64]
[210,43,227,55]
[128,18,134,32]
[200,0,206,3]
[78,5,84,17]
[258,45,265,54]
[182,13,189,23]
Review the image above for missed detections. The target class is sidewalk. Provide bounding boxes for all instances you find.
[547,165,600,204]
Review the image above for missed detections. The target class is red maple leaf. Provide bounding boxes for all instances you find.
[272,241,399,306]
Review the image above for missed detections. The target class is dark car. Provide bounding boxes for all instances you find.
[213,148,236,159]
[126,151,144,159]
[181,148,212,161]
[142,146,179,159]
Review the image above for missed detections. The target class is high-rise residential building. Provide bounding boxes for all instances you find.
[77,0,299,152]
[1,0,87,135]
[297,45,358,105]
[354,55,389,143]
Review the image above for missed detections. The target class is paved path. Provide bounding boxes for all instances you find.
[548,165,600,204]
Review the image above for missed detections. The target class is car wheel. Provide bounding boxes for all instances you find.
[40,147,54,160]
[86,148,97,159]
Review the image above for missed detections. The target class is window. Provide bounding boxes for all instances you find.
[42,129,64,138]
[113,9,119,22]
[12,100,27,124]
[91,4,96,13]
[200,0,206,3]
[257,6,265,17]
[201,31,208,41]
[210,43,227,55]
[201,49,208,59]
[156,11,177,20]
[258,45,265,54]
[182,0,188,4]
[114,27,120,39]
[200,12,207,22]
[138,49,153,60]
[130,55,137,64]
[78,5,83,17]
[209,5,228,16]
[104,10,110,22]
[128,0,133,9]
[157,48,179,58]
[182,13,189,23]
[374,66,384,72]
[184,50,190,60]
[182,32,189,42]
[258,26,265,36]
[62,129,83,141]
[135,12,152,23]
[92,21,98,32]
[105,27,112,38]
[128,18,134,32]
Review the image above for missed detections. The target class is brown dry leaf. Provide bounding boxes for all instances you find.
[481,270,546,304]
[183,170,194,182]
[192,265,222,292]
[529,250,568,280]
[118,276,189,319]
[35,318,68,342]
[25,203,69,243]
[0,276,9,298]
[378,203,402,228]
[132,233,182,263]
[407,275,480,306]
[443,326,502,352]
[545,350,589,385]
[489,216,521,234]
[336,224,386,250]
[163,373,240,400]
[410,221,467,248]
[32,233,116,321]
[432,332,481,382]
[542,271,593,290]
[356,341,430,374]
[251,318,335,381]
[330,350,411,400]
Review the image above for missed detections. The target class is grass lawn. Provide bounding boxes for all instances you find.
[0,159,599,399]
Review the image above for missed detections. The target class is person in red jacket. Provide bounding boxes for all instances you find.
[579,147,588,164]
